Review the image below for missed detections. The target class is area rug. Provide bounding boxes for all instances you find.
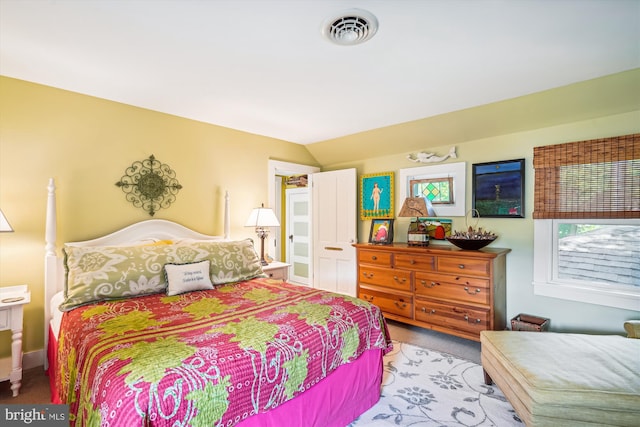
[351,341,523,426]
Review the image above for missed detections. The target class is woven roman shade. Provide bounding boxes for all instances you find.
[533,133,640,219]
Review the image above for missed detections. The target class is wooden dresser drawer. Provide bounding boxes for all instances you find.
[359,288,413,319]
[358,250,392,267]
[354,243,510,342]
[414,299,489,335]
[394,254,435,271]
[359,265,412,291]
[415,272,490,305]
[437,256,490,277]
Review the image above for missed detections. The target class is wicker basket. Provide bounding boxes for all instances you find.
[511,314,550,332]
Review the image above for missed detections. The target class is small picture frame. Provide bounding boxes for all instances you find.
[369,219,394,244]
[472,158,525,218]
[425,218,452,240]
[360,172,394,219]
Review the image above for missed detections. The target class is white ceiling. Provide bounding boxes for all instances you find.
[1,0,638,145]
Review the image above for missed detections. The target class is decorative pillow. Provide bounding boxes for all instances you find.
[60,238,265,311]
[171,239,266,284]
[164,260,214,296]
[60,243,174,311]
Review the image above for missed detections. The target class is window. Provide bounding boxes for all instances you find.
[410,177,453,204]
[533,134,640,311]
[398,161,466,217]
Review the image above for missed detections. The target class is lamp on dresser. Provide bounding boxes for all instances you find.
[245,204,280,266]
[398,197,434,246]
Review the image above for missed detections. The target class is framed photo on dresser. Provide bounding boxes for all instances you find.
[368,219,394,244]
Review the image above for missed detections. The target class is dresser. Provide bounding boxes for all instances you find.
[354,243,510,341]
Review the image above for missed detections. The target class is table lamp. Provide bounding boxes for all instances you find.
[245,204,280,265]
[398,197,434,246]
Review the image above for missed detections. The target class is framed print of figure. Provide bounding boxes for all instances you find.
[361,172,394,219]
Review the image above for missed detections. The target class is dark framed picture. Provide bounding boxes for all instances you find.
[368,219,394,244]
[472,159,525,218]
[360,172,394,219]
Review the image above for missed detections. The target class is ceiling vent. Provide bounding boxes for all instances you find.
[322,9,378,46]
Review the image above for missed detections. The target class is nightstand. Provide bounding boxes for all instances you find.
[0,285,30,397]
[262,261,291,281]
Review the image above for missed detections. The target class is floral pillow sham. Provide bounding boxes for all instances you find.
[60,239,265,311]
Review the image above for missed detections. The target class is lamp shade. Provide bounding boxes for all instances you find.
[245,206,280,228]
[398,197,436,218]
[398,197,427,217]
[0,209,13,232]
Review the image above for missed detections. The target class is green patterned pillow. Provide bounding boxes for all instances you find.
[171,239,266,284]
[60,239,265,311]
[60,243,175,311]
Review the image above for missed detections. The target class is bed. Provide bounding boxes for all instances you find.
[43,179,392,426]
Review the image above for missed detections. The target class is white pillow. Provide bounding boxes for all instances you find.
[164,260,214,296]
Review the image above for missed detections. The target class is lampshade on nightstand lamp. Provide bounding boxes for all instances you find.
[0,209,13,232]
[398,197,434,246]
[245,204,280,266]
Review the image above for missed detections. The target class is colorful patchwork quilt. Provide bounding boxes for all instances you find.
[56,278,392,426]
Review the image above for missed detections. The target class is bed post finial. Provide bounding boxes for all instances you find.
[224,191,230,240]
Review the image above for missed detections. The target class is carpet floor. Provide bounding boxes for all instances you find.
[351,340,523,426]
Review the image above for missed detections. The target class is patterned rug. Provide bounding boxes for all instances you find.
[350,341,524,426]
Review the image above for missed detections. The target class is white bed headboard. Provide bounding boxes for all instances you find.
[43,177,230,369]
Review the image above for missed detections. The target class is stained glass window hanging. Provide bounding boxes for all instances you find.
[410,177,453,204]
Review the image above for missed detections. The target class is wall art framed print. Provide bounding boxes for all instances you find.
[425,218,452,240]
[368,218,394,244]
[360,172,394,219]
[472,158,525,218]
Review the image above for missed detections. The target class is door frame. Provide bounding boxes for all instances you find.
[267,160,320,263]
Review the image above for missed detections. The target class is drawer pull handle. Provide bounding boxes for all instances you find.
[362,272,374,279]
[421,307,436,314]
[464,314,481,324]
[464,287,481,295]
[410,259,416,265]
[364,295,374,302]
[394,301,407,309]
[420,280,437,288]
[393,276,406,283]
[458,264,465,269]
[371,255,377,260]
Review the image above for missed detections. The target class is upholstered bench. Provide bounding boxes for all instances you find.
[480,322,640,426]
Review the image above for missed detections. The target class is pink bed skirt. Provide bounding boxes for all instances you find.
[47,327,62,404]
[48,325,384,425]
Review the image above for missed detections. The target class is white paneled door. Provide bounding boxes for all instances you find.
[310,168,357,296]
[285,187,310,286]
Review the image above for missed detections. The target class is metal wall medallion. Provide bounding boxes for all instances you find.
[115,154,182,216]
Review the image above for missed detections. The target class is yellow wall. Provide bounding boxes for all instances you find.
[0,76,319,357]
[324,110,640,334]
[306,69,640,165]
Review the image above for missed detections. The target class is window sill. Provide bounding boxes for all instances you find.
[533,280,640,312]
